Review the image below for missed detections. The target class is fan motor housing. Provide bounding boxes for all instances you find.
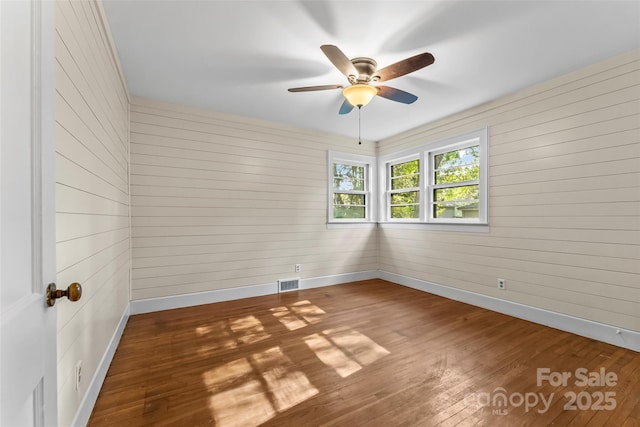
[350,57,377,82]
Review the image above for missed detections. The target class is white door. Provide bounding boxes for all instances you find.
[1,0,58,426]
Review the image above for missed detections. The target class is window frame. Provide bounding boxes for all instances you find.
[386,155,421,222]
[429,140,483,223]
[378,128,488,226]
[327,151,377,224]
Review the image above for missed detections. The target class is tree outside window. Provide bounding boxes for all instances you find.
[432,146,480,219]
[389,159,420,219]
[333,163,366,219]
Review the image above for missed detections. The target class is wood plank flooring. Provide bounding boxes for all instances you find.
[88,280,640,426]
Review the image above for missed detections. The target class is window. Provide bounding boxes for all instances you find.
[431,144,480,220]
[388,158,420,219]
[328,151,376,223]
[378,128,488,225]
[333,163,366,219]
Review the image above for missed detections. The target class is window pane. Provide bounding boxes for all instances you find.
[334,192,366,219]
[390,191,419,205]
[334,206,366,219]
[435,164,479,184]
[434,146,479,184]
[333,164,365,191]
[334,193,365,205]
[433,202,479,218]
[333,177,364,191]
[433,185,479,219]
[434,146,479,169]
[434,185,479,202]
[391,159,419,177]
[391,205,419,218]
[390,190,419,219]
[391,174,419,190]
[390,159,419,190]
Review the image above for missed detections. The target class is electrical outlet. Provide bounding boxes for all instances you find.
[295,264,301,273]
[497,278,506,290]
[75,360,82,391]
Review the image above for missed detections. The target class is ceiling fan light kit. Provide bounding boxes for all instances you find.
[288,45,434,144]
[343,84,378,107]
[288,44,434,114]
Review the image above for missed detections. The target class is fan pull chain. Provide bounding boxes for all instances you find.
[358,106,362,145]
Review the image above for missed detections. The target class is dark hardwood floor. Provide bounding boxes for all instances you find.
[88,279,640,426]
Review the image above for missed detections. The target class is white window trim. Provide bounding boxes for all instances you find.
[377,128,488,227]
[385,154,421,222]
[327,151,377,224]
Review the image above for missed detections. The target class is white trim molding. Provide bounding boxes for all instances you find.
[327,151,378,224]
[130,282,276,315]
[377,127,488,225]
[72,305,130,427]
[130,269,639,351]
[379,270,640,353]
[130,270,378,315]
[301,270,378,290]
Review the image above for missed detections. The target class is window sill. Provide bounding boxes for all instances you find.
[379,222,490,232]
[326,221,489,232]
[326,222,378,230]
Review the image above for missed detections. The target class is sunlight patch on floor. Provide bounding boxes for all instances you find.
[252,347,319,411]
[291,300,326,324]
[303,327,390,378]
[303,333,362,377]
[208,380,275,427]
[270,307,307,330]
[203,358,253,389]
[195,320,238,354]
[270,300,326,331]
[203,346,318,427]
[230,315,271,345]
[326,327,390,365]
[198,302,386,425]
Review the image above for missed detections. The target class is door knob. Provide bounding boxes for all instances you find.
[46,282,82,307]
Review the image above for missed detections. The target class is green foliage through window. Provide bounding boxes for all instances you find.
[333,164,364,191]
[433,146,480,218]
[330,131,485,224]
[333,163,367,219]
[434,146,479,184]
[389,159,420,219]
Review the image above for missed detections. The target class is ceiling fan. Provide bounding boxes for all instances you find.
[288,45,435,114]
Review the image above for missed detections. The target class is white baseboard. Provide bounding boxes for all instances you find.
[130,270,378,315]
[301,270,378,289]
[130,282,276,315]
[131,269,638,351]
[71,304,130,427]
[379,270,640,352]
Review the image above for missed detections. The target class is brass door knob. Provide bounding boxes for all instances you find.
[46,282,82,307]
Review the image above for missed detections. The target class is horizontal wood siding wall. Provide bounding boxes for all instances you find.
[55,1,130,425]
[129,98,377,300]
[377,50,640,332]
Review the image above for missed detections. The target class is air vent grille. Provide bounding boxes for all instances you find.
[278,278,300,293]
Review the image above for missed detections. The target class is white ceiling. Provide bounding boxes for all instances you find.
[102,0,640,142]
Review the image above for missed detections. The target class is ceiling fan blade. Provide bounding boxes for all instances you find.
[376,86,418,104]
[338,100,354,115]
[288,84,344,92]
[374,52,435,82]
[321,45,358,79]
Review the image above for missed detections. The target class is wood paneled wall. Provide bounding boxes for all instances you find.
[377,50,640,332]
[129,98,377,300]
[54,1,130,425]
[53,5,639,422]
